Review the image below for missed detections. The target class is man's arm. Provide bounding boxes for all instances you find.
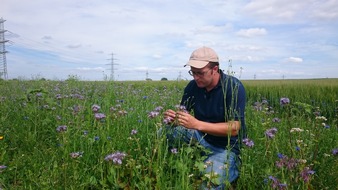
[176,111,240,136]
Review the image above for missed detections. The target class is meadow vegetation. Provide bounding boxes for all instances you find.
[0,78,337,189]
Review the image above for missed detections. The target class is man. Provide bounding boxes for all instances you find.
[163,46,246,189]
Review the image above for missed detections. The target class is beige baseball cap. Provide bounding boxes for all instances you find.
[184,46,219,68]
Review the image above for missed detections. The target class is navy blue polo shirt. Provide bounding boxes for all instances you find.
[180,70,246,155]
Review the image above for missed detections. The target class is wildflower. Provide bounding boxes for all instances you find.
[290,128,304,133]
[277,153,285,159]
[163,116,174,125]
[322,123,330,128]
[104,151,127,165]
[280,97,290,106]
[0,136,3,140]
[56,125,67,132]
[171,148,178,154]
[94,113,106,120]
[91,104,101,112]
[272,117,281,123]
[315,116,327,121]
[0,165,6,169]
[332,148,338,156]
[154,106,163,111]
[118,110,128,116]
[242,138,254,148]
[70,151,83,158]
[300,167,315,182]
[83,130,88,135]
[56,94,62,99]
[175,105,189,113]
[148,111,159,118]
[265,127,278,139]
[295,146,300,151]
[130,129,138,135]
[94,136,100,141]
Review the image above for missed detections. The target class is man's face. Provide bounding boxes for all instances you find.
[189,66,214,88]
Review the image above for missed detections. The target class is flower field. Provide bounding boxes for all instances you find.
[0,78,337,189]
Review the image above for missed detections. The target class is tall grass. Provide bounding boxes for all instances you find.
[0,79,337,189]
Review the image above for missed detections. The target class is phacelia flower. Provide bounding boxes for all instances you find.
[70,151,83,158]
[332,148,338,156]
[56,125,67,132]
[104,151,127,165]
[243,138,254,148]
[91,104,101,112]
[300,167,315,182]
[148,111,159,118]
[175,105,188,113]
[154,106,163,111]
[171,148,178,154]
[94,113,106,120]
[130,129,138,135]
[280,97,290,106]
[265,127,278,139]
[163,116,174,125]
[272,117,281,123]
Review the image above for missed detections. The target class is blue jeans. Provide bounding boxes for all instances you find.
[159,126,240,190]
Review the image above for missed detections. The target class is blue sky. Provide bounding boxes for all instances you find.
[1,0,338,81]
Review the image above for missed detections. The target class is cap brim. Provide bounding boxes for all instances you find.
[184,60,209,69]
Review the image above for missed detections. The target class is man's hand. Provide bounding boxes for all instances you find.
[163,109,177,125]
[176,111,199,129]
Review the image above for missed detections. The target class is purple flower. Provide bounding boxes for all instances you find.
[272,117,281,123]
[275,154,298,170]
[0,165,7,169]
[94,113,106,120]
[265,127,278,139]
[148,111,159,118]
[280,97,290,106]
[171,148,178,154]
[70,151,83,158]
[163,116,174,125]
[300,167,315,182]
[56,125,67,132]
[105,151,127,165]
[175,105,188,113]
[130,129,138,135]
[91,104,101,112]
[268,176,287,189]
[332,148,338,156]
[277,153,285,159]
[154,106,163,111]
[243,138,254,148]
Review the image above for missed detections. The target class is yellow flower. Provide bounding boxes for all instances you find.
[0,136,3,140]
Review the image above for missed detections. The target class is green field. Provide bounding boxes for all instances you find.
[0,78,337,189]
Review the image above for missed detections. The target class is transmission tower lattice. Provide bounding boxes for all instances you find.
[106,52,118,81]
[0,18,8,80]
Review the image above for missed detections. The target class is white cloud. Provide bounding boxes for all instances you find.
[286,57,303,63]
[236,28,267,38]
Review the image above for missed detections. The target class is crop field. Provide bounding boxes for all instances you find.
[0,78,337,189]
